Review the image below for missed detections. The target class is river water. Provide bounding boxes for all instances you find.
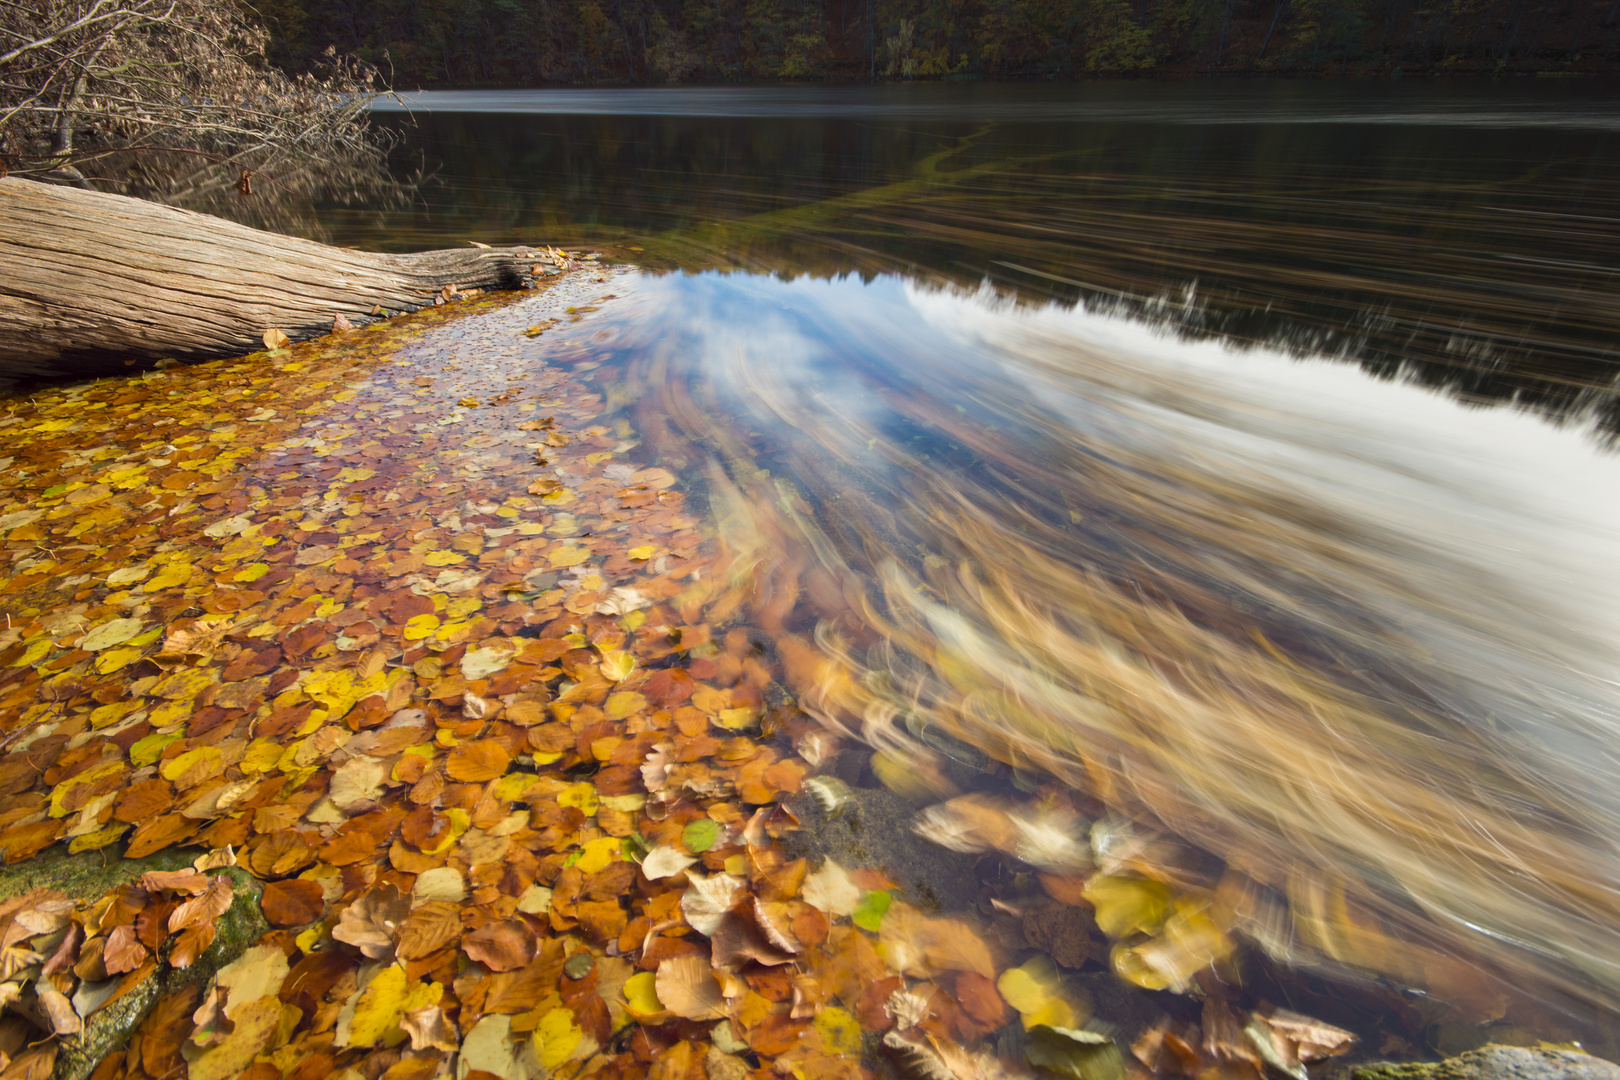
[341,84,1620,1051]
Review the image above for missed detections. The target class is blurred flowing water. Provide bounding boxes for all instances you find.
[332,84,1620,1038]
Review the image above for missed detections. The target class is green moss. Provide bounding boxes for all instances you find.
[0,846,272,1080]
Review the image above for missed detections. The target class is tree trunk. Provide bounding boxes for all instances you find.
[0,177,556,382]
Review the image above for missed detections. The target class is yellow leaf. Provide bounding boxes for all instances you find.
[403,614,441,641]
[627,546,656,561]
[94,645,145,674]
[604,692,645,721]
[49,762,123,818]
[535,1007,585,1068]
[548,545,589,568]
[1083,875,1171,939]
[161,746,224,785]
[815,1007,862,1056]
[460,397,480,408]
[233,563,269,582]
[240,739,284,775]
[69,823,129,853]
[996,956,1077,1030]
[335,467,376,483]
[424,551,464,567]
[574,836,622,874]
[347,965,410,1048]
[623,971,664,1018]
[557,782,599,816]
[143,562,194,591]
[599,651,635,682]
[716,707,757,730]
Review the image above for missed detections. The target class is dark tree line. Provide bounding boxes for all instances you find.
[257,0,1620,83]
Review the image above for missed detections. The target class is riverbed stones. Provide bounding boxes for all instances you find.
[1354,1045,1620,1080]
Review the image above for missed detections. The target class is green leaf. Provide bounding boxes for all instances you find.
[564,951,595,980]
[1025,1026,1125,1080]
[621,833,651,863]
[129,730,183,767]
[852,889,892,932]
[682,818,719,853]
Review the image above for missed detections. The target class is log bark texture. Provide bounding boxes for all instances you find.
[0,177,552,381]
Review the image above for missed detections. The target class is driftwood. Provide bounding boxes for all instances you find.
[0,177,554,381]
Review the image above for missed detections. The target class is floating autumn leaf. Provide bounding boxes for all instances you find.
[681,872,745,937]
[997,956,1078,1030]
[79,617,145,651]
[803,858,861,917]
[640,847,697,880]
[402,1004,460,1052]
[214,944,289,1019]
[168,875,233,933]
[1025,1025,1125,1080]
[1245,1006,1355,1080]
[656,955,729,1020]
[332,883,408,960]
[447,739,511,782]
[528,478,563,496]
[682,818,720,854]
[262,328,290,350]
[1083,875,1171,940]
[622,970,667,1021]
[599,650,635,682]
[188,996,283,1080]
[103,924,148,975]
[261,879,326,927]
[711,902,795,970]
[412,867,467,905]
[852,889,892,932]
[464,919,537,972]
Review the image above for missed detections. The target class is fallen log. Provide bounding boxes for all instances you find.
[0,177,555,382]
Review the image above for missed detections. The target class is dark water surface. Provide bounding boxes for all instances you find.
[330,84,1620,1051]
[335,82,1620,436]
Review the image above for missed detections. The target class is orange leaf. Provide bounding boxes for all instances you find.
[261,879,326,927]
[462,920,536,972]
[167,876,233,934]
[446,740,511,782]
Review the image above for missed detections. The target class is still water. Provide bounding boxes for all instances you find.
[342,84,1620,1047]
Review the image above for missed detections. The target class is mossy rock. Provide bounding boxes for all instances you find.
[1354,1045,1620,1080]
[0,843,270,1080]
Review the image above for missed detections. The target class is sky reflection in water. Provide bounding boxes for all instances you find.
[558,268,1620,1030]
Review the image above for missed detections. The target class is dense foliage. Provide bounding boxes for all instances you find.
[259,0,1620,83]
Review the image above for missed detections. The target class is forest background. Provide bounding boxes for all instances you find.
[259,0,1620,86]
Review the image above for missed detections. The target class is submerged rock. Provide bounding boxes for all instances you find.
[1354,1045,1620,1080]
[0,845,269,1080]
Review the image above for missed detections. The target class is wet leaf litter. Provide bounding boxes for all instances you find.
[0,265,1367,1080]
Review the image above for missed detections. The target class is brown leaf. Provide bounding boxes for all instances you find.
[36,982,80,1036]
[401,1004,460,1052]
[749,1013,810,1056]
[711,908,795,970]
[124,813,197,859]
[463,919,536,972]
[446,739,511,782]
[332,883,408,960]
[397,901,462,960]
[0,1044,57,1080]
[855,976,904,1032]
[169,923,217,968]
[140,869,209,895]
[168,876,233,934]
[655,955,729,1020]
[953,972,1007,1029]
[1252,1005,1355,1065]
[261,879,326,927]
[103,924,150,975]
